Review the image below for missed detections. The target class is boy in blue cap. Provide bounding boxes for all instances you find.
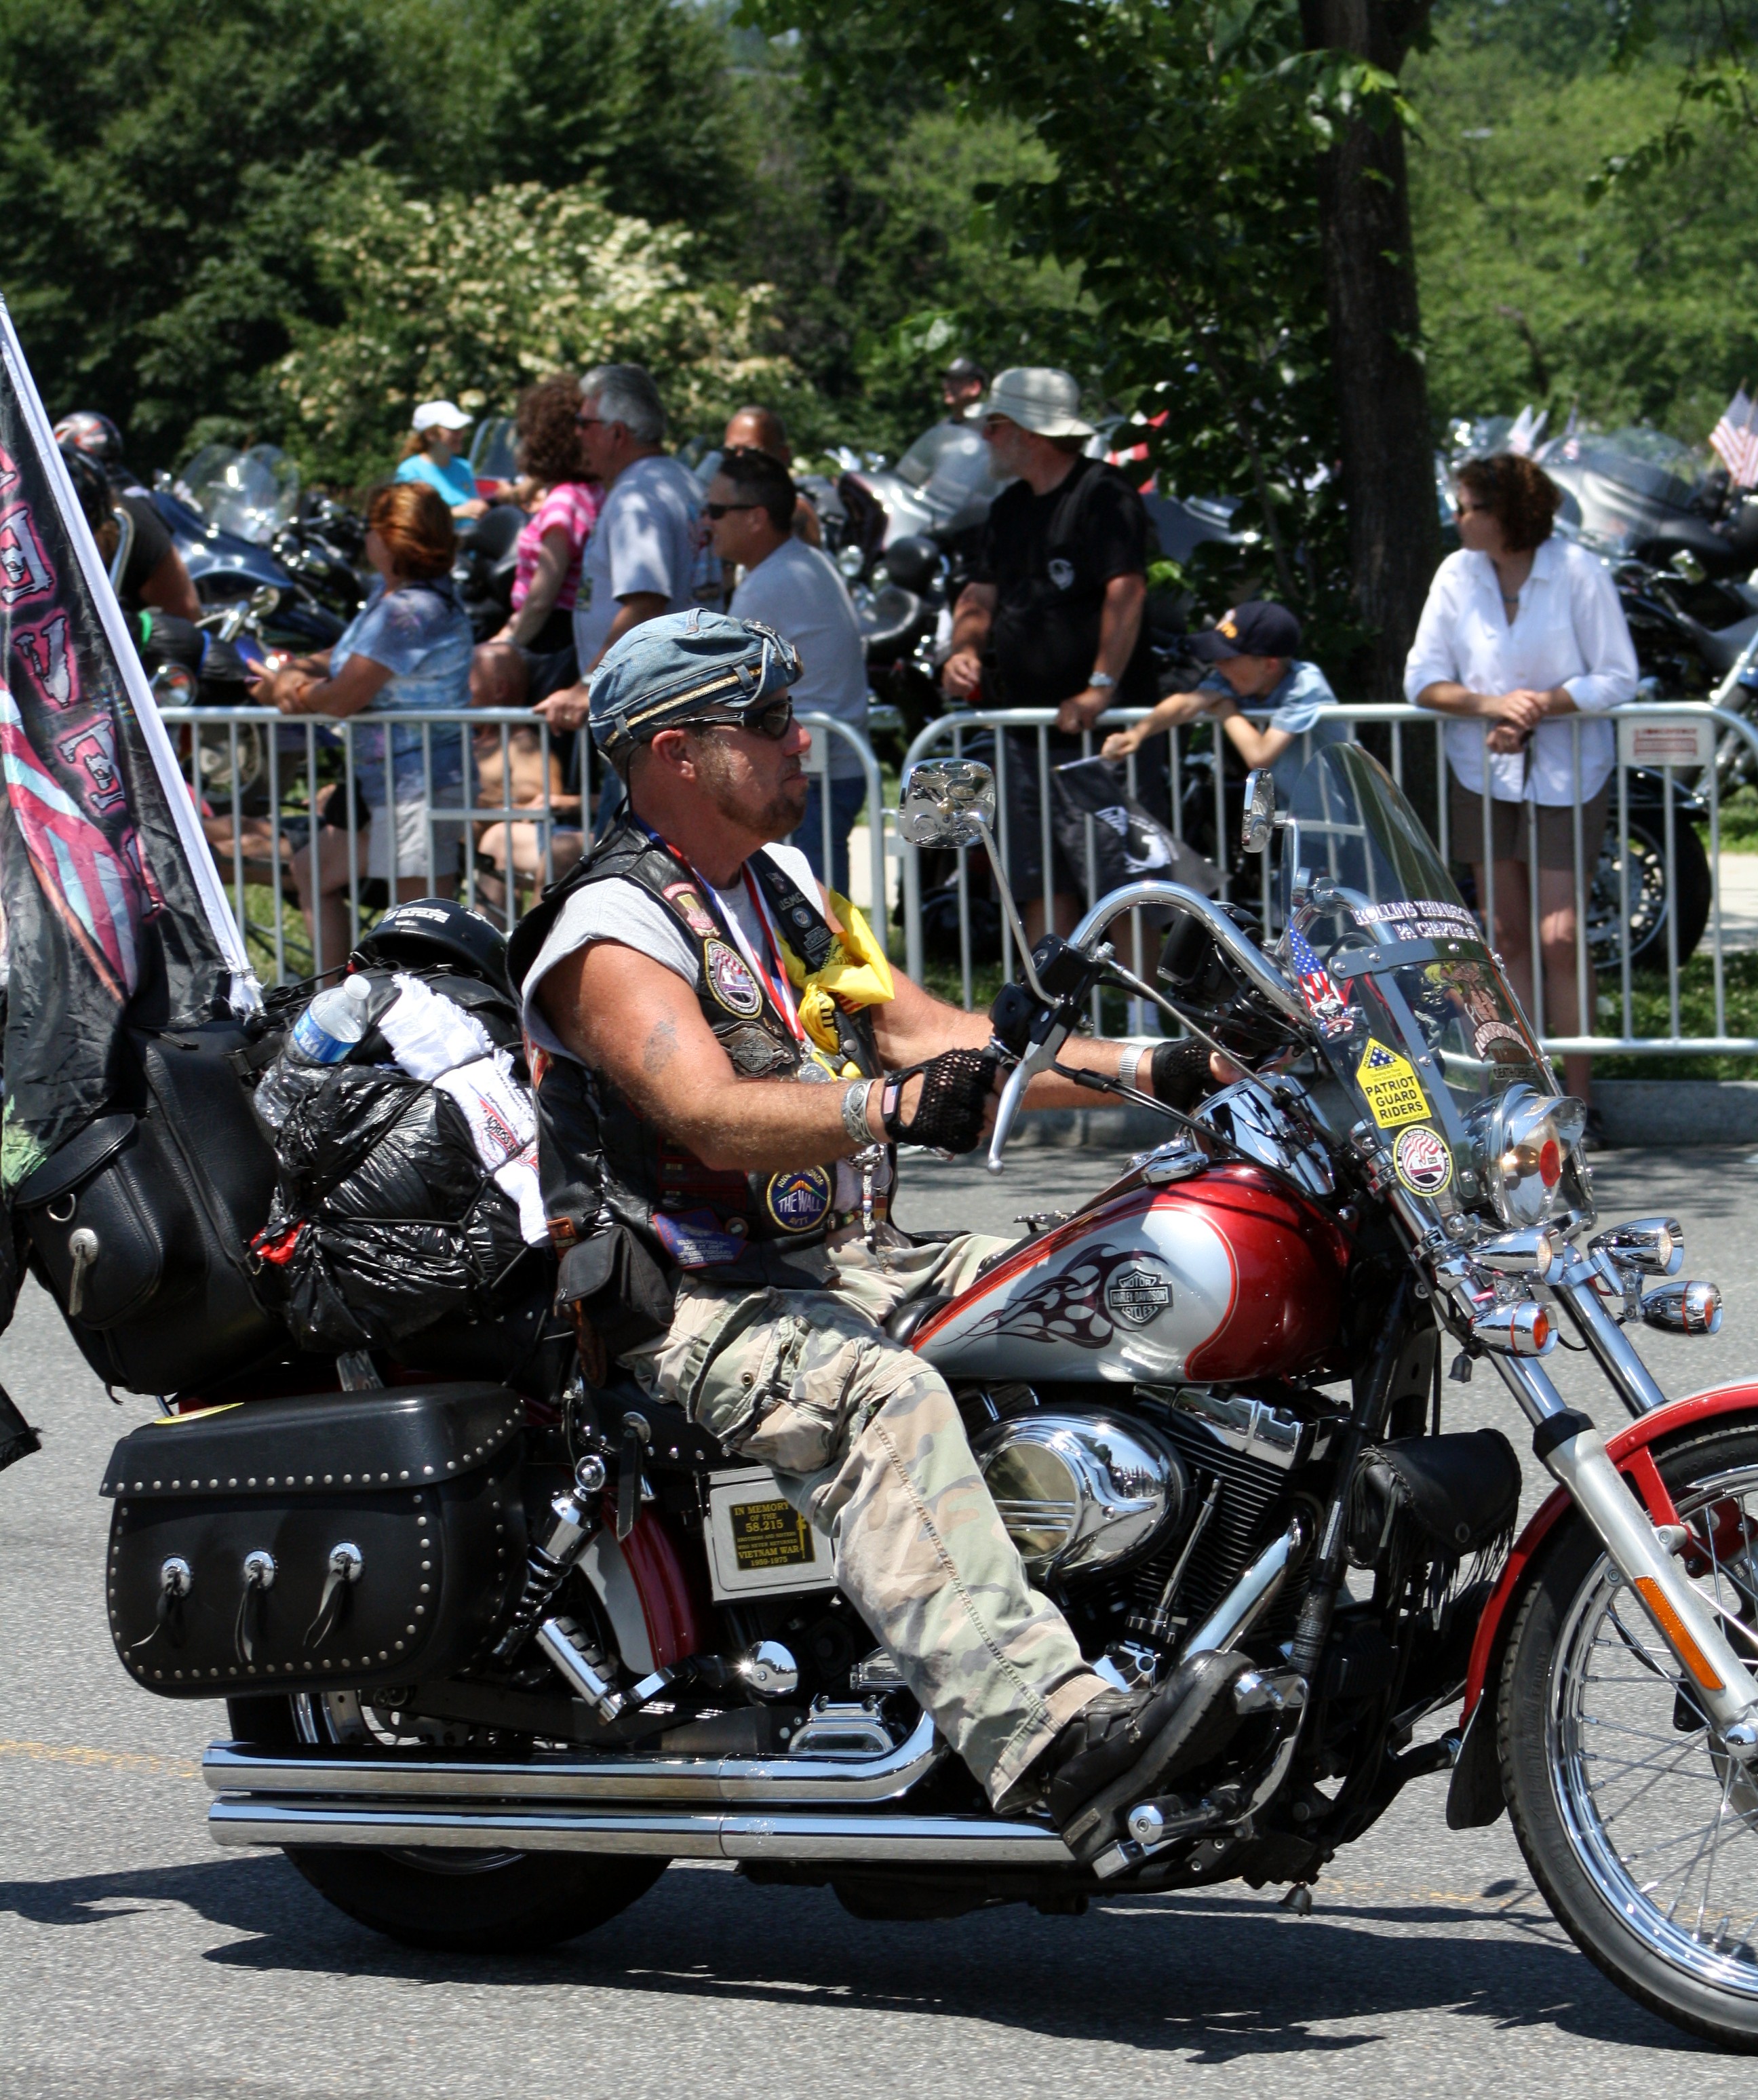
[1103,600,1346,803]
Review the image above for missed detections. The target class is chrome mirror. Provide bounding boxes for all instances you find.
[899,759,998,849]
[1241,768,1276,855]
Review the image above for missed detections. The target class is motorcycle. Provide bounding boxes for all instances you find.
[65,742,1758,2046]
[160,444,358,646]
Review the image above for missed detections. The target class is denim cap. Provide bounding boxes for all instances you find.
[588,608,802,759]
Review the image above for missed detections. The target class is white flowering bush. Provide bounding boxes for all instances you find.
[275,173,793,482]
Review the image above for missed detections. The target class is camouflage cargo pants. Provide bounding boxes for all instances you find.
[629,1230,1107,1806]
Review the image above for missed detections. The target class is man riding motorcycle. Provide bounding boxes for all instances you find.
[508,608,1236,1847]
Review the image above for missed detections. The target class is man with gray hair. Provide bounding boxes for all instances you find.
[536,363,711,734]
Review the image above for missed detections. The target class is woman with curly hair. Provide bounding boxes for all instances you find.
[472,376,600,709]
[1406,450,1638,1114]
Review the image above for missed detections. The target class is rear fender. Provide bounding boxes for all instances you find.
[1447,1382,1758,1829]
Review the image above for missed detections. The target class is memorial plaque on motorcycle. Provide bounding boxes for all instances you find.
[1618,717,1715,769]
[707,1466,837,1599]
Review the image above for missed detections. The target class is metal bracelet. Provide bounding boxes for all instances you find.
[842,1079,874,1144]
[1116,1043,1148,1096]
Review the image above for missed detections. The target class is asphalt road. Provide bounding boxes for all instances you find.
[4,1139,1758,2097]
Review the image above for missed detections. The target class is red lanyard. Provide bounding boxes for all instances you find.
[738,866,806,1044]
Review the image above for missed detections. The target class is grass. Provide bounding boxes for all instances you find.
[1717,788,1758,853]
[1595,951,1758,1080]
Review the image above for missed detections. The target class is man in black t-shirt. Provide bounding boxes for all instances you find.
[940,368,1152,939]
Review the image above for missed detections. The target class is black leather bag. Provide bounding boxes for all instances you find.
[18,1022,284,1394]
[101,1383,527,1697]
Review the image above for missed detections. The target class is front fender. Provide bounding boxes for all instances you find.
[1447,1381,1758,1828]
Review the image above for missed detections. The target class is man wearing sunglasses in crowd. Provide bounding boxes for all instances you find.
[510,608,1239,1858]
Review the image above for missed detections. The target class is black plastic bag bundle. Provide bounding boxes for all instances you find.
[251,1064,530,1351]
[1050,757,1219,923]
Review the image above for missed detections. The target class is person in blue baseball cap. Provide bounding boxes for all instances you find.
[1103,598,1348,806]
[505,606,1238,1852]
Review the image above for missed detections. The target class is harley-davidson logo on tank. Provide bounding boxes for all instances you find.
[914,1178,1346,1384]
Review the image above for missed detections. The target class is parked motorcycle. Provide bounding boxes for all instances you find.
[46,741,1758,2045]
[161,445,359,645]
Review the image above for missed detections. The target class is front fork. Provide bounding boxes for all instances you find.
[1487,1264,1758,1745]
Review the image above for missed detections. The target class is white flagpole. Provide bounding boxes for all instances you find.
[0,294,260,1013]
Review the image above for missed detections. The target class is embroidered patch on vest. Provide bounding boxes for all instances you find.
[705,938,762,1017]
[652,1208,750,1269]
[663,880,718,939]
[764,1167,834,1233]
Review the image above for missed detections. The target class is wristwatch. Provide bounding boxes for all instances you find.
[1089,672,1116,691]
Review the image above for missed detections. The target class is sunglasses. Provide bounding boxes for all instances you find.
[672,697,795,741]
[703,500,763,520]
[574,413,607,430]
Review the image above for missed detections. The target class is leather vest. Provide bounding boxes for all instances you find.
[508,815,891,1291]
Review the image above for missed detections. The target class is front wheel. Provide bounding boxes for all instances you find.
[1502,1422,1758,2048]
[226,1692,666,1953]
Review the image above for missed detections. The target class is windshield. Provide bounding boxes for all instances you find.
[175,444,300,544]
[1281,744,1577,1222]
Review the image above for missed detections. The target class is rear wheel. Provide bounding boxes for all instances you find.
[226,1692,667,1953]
[1501,1424,1758,2048]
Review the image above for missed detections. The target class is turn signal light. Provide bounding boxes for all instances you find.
[1641,1280,1723,1336]
[1471,1301,1555,1357]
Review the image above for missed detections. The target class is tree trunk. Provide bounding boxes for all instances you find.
[1300,0,1438,723]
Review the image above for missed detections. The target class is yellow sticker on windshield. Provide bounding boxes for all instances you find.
[1357,1036,1428,1129]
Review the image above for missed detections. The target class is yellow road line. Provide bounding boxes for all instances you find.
[0,1738,199,1778]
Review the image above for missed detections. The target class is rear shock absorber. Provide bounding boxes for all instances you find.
[490,1454,607,1667]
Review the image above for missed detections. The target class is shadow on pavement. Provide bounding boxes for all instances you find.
[0,1853,1702,2061]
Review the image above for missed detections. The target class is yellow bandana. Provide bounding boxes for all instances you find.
[775,891,895,1064]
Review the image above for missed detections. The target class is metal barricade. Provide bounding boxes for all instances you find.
[899,700,1758,1057]
[159,706,888,986]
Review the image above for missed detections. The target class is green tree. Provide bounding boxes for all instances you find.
[274,174,793,485]
[0,0,751,467]
[1409,3,1758,444]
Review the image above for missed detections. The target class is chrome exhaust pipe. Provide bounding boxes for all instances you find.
[203,1709,943,1808]
[208,1797,1072,1865]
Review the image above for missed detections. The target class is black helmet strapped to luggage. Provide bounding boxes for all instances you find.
[351,898,513,998]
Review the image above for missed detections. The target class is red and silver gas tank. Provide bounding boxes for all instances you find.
[912,1164,1351,1386]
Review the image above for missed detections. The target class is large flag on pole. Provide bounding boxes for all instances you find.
[0,294,259,1340]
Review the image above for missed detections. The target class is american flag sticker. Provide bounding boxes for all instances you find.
[1288,925,1351,1035]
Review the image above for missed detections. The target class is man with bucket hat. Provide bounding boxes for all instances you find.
[509,606,1235,1852]
[941,368,1155,942]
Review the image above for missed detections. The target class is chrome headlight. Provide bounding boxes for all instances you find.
[1470,1085,1585,1226]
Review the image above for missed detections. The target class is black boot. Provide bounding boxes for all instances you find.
[1043,1650,1254,1863]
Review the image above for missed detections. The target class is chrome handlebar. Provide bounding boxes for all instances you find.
[984,882,1310,1175]
[1068,882,1312,1030]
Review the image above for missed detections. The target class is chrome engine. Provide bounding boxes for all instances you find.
[973,1413,1186,1579]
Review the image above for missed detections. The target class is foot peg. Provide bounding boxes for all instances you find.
[1060,1648,1254,1864]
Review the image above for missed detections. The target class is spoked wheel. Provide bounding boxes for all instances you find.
[226,1691,667,1953]
[1502,1424,1758,2048]
[1586,809,1711,974]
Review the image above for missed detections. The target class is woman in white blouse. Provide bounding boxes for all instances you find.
[1405,452,1638,1111]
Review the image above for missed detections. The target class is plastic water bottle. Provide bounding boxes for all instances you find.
[254,976,377,1134]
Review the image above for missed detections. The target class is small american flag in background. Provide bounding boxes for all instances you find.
[1289,925,1346,1026]
[1711,389,1758,488]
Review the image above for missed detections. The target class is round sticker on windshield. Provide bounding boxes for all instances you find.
[1394,1125,1453,1197]
[705,939,762,1017]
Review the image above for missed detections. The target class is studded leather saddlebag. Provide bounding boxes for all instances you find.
[100,1384,527,1698]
